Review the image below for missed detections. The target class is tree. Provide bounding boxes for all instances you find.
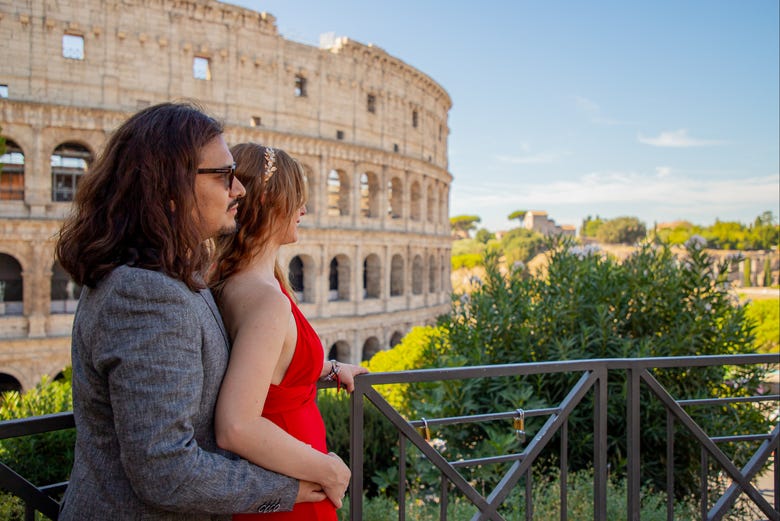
[507,210,527,224]
[595,216,646,244]
[580,215,604,238]
[474,228,495,244]
[449,215,481,239]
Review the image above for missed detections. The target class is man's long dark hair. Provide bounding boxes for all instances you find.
[56,102,223,291]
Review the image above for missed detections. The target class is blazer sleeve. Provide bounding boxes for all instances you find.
[89,269,298,514]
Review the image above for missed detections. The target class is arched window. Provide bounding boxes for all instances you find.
[289,256,304,300]
[362,337,381,361]
[428,255,438,293]
[439,186,448,224]
[359,171,379,218]
[412,255,423,295]
[387,177,402,219]
[327,340,350,362]
[52,142,91,202]
[410,180,422,221]
[288,254,315,303]
[440,254,448,293]
[426,183,436,223]
[0,373,22,394]
[328,255,350,301]
[0,253,23,316]
[390,254,404,296]
[363,254,381,299]
[0,139,25,200]
[301,164,316,215]
[51,261,82,313]
[389,331,404,348]
[327,169,349,216]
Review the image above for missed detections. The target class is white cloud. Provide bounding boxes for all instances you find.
[451,171,780,229]
[638,129,727,147]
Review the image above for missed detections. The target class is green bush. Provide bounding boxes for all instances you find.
[451,253,483,270]
[338,469,696,520]
[744,299,780,354]
[0,370,74,520]
[409,239,772,499]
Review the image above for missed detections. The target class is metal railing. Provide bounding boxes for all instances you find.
[1,354,777,520]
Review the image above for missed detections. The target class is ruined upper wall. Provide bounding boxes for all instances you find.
[0,0,451,167]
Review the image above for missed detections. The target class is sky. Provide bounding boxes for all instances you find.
[227,0,779,233]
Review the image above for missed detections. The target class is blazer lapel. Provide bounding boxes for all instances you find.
[199,289,230,351]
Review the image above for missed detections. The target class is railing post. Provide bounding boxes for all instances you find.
[594,368,607,521]
[349,379,365,521]
[627,368,641,520]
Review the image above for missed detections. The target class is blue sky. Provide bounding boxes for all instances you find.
[227,0,779,232]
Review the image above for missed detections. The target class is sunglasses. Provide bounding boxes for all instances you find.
[197,163,236,190]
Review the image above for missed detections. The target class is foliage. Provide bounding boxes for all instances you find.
[451,239,484,257]
[498,227,545,265]
[0,369,74,487]
[651,221,703,245]
[408,239,772,499]
[703,212,779,250]
[338,469,696,520]
[451,253,483,270]
[581,215,604,237]
[744,299,780,354]
[595,216,647,244]
[507,210,527,222]
[743,257,752,287]
[762,257,772,287]
[449,215,481,238]
[474,228,495,244]
[319,389,398,498]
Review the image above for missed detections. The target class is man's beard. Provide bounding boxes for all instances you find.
[218,219,240,237]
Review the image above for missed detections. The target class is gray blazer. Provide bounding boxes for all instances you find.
[59,265,298,520]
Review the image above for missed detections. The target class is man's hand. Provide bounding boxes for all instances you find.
[295,480,327,504]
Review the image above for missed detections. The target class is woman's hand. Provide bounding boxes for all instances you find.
[334,363,369,393]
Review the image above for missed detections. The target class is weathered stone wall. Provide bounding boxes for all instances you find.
[0,0,453,390]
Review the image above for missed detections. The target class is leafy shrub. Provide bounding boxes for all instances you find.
[451,253,483,270]
[0,370,74,520]
[744,299,780,354]
[0,369,74,486]
[409,239,772,499]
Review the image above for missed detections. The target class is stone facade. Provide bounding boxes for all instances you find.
[0,0,453,390]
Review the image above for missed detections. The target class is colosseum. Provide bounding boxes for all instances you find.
[0,0,453,391]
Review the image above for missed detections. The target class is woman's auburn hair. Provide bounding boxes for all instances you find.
[210,143,307,296]
[55,101,223,291]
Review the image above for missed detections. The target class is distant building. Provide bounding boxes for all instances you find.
[0,0,453,391]
[522,211,576,237]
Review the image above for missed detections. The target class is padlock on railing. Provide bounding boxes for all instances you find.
[513,409,525,443]
[416,417,431,442]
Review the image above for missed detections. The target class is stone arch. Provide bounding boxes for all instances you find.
[389,330,404,348]
[51,141,93,202]
[0,253,24,316]
[387,176,403,219]
[426,182,436,223]
[50,261,82,314]
[327,168,350,216]
[288,254,316,303]
[439,186,448,224]
[0,138,25,201]
[428,254,438,293]
[412,254,424,294]
[359,171,380,218]
[410,180,422,221]
[362,336,381,361]
[363,253,381,299]
[0,373,22,394]
[328,254,351,301]
[300,163,316,215]
[327,340,350,362]
[390,254,404,296]
[440,253,448,292]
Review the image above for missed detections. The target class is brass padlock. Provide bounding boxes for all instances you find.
[514,409,525,443]
[416,417,431,441]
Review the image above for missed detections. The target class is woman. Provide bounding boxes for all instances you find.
[210,143,368,520]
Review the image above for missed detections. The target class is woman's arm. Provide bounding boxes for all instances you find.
[215,283,350,506]
[320,360,369,393]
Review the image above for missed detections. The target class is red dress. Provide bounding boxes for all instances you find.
[233,287,337,521]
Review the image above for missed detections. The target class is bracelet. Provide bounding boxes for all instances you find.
[325,360,341,391]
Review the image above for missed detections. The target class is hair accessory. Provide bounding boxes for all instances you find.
[264,147,277,181]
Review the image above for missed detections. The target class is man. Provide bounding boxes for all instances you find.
[55,102,328,520]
